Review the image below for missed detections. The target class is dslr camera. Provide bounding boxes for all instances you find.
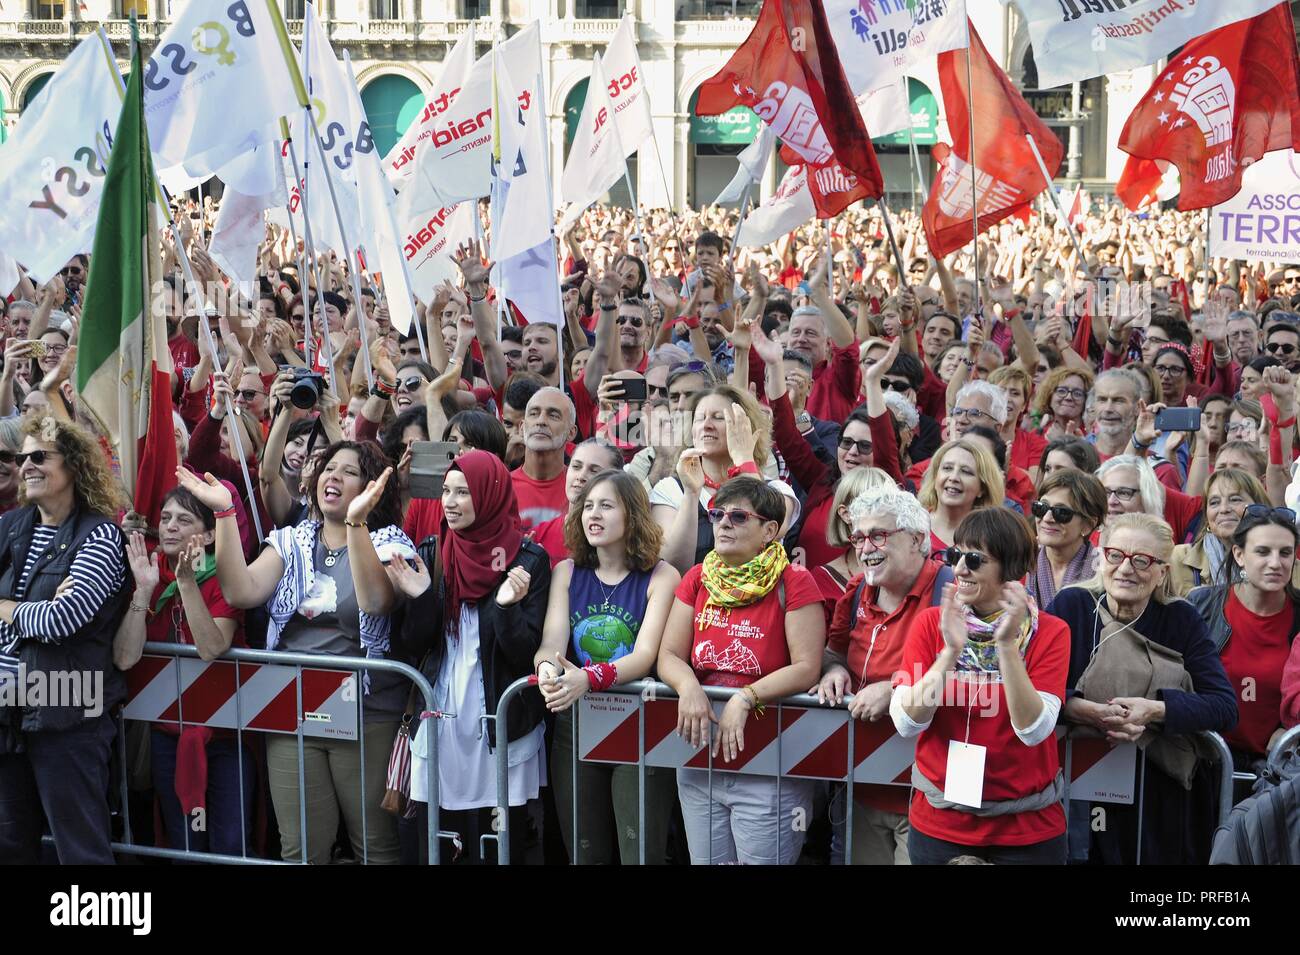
[280,365,326,410]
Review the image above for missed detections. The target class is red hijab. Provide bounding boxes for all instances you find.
[439,450,523,633]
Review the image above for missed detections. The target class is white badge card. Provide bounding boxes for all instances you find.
[944,740,986,808]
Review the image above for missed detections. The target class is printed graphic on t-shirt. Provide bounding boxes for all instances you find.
[298,575,338,618]
[692,605,765,676]
[572,611,636,666]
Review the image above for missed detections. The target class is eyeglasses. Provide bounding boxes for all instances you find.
[838,436,874,456]
[1102,547,1165,571]
[1225,421,1256,436]
[15,450,63,468]
[850,528,910,550]
[1154,363,1186,378]
[1284,276,1300,285]
[706,507,771,527]
[949,406,994,422]
[648,384,668,400]
[43,344,67,356]
[881,379,913,393]
[1266,341,1298,356]
[1032,501,1079,524]
[1241,504,1298,523]
[236,389,263,402]
[1105,486,1140,502]
[1054,386,1087,401]
[60,266,84,277]
[397,376,426,394]
[616,315,644,328]
[943,547,990,572]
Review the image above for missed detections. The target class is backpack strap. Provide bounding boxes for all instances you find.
[930,564,956,606]
[849,579,867,624]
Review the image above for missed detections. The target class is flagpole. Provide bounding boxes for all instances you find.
[878,199,909,291]
[531,71,568,374]
[825,222,834,299]
[1025,133,1087,266]
[277,120,317,373]
[964,43,981,315]
[729,180,753,254]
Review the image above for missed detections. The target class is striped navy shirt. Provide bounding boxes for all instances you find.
[0,522,126,676]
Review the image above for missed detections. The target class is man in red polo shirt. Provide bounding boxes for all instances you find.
[817,487,950,865]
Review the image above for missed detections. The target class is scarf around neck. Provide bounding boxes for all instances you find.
[700,541,789,610]
[954,594,1041,676]
[153,551,219,615]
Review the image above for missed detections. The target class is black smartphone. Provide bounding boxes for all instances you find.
[620,378,648,403]
[408,441,459,499]
[1155,407,1202,433]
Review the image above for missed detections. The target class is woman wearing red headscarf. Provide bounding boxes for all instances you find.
[387,450,552,865]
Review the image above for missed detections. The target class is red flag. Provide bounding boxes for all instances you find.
[922,22,1063,258]
[1119,2,1300,211]
[696,0,883,198]
[1115,156,1166,211]
[777,143,874,219]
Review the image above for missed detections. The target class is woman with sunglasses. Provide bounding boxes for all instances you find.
[1168,469,1273,595]
[916,439,1005,556]
[385,450,551,865]
[1050,514,1236,864]
[892,508,1071,864]
[0,417,130,864]
[658,477,826,864]
[113,486,253,857]
[178,440,414,864]
[1028,470,1107,606]
[535,469,680,864]
[1188,505,1300,771]
[1031,366,1094,442]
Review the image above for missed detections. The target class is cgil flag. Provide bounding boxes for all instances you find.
[922,21,1062,258]
[1118,2,1300,211]
[601,14,655,157]
[143,0,298,176]
[75,32,176,529]
[824,0,969,95]
[1004,0,1282,90]
[0,30,124,283]
[560,53,630,229]
[695,0,884,199]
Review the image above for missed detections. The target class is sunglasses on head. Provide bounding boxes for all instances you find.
[1032,500,1079,524]
[706,507,771,527]
[1241,503,1298,524]
[943,547,989,572]
[15,450,62,468]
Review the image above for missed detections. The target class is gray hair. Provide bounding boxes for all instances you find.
[791,305,822,322]
[1096,454,1165,517]
[172,411,190,460]
[1094,367,1145,401]
[782,349,813,374]
[954,379,1009,425]
[528,385,576,426]
[646,343,691,371]
[847,486,933,555]
[883,390,920,430]
[978,342,1005,369]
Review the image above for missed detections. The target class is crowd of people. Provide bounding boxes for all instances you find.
[2,191,1300,866]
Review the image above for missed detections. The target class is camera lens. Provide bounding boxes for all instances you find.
[289,376,322,410]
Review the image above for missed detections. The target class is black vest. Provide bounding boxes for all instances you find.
[0,506,129,734]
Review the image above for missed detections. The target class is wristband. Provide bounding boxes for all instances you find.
[1276,416,1297,430]
[683,315,701,330]
[371,378,396,399]
[583,661,618,692]
[1131,435,1152,452]
[598,301,617,311]
[1106,336,1123,348]
[959,357,975,368]
[213,505,237,520]
[344,519,367,528]
[128,601,150,614]
[797,281,812,296]
[467,289,487,305]
[1003,308,1022,320]
[1270,425,1285,466]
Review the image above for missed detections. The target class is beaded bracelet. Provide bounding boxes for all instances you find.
[213,505,237,520]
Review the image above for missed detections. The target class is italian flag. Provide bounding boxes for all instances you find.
[75,33,176,528]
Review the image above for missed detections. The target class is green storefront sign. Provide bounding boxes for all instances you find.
[873,78,938,147]
[689,106,760,145]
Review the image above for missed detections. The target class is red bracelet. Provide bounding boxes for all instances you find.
[213,505,236,520]
[682,315,701,330]
[583,662,618,692]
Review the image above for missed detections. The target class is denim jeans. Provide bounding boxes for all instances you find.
[908,826,1067,865]
[150,729,256,858]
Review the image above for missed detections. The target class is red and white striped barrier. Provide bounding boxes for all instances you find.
[123,654,359,741]
[576,693,1138,802]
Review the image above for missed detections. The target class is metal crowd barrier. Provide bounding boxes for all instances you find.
[101,642,444,865]
[492,677,1239,866]
[1267,724,1300,777]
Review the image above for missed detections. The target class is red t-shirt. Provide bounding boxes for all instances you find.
[1163,486,1203,544]
[511,467,567,530]
[528,515,569,567]
[1011,428,1047,474]
[403,495,443,548]
[893,607,1070,847]
[675,563,823,688]
[1221,588,1293,755]
[145,576,245,648]
[806,341,862,425]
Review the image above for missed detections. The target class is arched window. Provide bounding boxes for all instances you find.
[360,73,424,159]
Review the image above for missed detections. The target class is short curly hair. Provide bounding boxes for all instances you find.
[304,440,403,530]
[19,416,127,518]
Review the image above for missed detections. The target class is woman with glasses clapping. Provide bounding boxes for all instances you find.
[1050,514,1236,864]
[1188,505,1300,771]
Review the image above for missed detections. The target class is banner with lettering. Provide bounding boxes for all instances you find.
[1210,151,1300,261]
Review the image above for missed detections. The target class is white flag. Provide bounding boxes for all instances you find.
[1004,0,1280,90]
[824,0,968,95]
[209,141,286,293]
[343,53,418,335]
[409,22,542,208]
[859,79,910,140]
[383,25,476,187]
[716,122,775,204]
[502,243,564,329]
[395,187,477,304]
[144,0,299,171]
[602,14,655,157]
[0,248,20,300]
[560,54,629,229]
[736,165,815,248]
[0,30,124,283]
[490,48,534,264]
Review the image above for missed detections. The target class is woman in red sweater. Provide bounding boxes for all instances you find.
[891,507,1071,864]
[755,334,903,569]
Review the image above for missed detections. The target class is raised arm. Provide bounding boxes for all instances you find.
[579,272,622,399]
[344,468,401,616]
[453,239,507,393]
[175,468,283,610]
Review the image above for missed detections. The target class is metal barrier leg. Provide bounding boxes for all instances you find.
[296,664,308,864]
[176,656,190,854]
[1135,747,1146,866]
[775,699,783,865]
[572,702,580,865]
[1062,735,1072,860]
[358,695,368,865]
[707,721,715,866]
[637,692,646,866]
[1267,725,1300,777]
[118,713,133,850]
[235,659,247,858]
[844,714,854,865]
[1202,731,1236,831]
